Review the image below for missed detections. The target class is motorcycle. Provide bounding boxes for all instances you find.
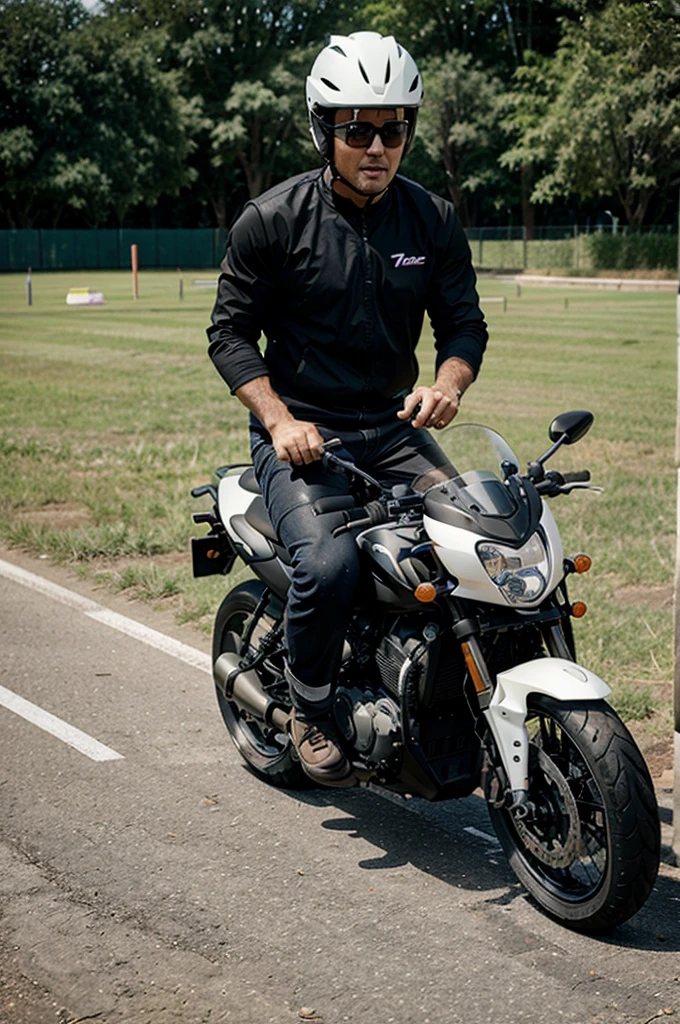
[191,410,660,932]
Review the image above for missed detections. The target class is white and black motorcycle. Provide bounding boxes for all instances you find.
[191,410,660,932]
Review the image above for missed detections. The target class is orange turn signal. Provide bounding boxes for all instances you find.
[572,602,587,618]
[573,554,592,574]
[414,582,437,603]
[207,549,221,560]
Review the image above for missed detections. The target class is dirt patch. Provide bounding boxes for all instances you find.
[89,550,188,576]
[613,583,673,610]
[18,504,93,530]
[0,942,71,1024]
[626,724,674,778]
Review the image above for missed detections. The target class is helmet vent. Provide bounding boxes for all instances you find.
[330,44,346,57]
[320,77,340,92]
[384,57,391,83]
[397,44,403,57]
[357,59,370,84]
[409,74,420,93]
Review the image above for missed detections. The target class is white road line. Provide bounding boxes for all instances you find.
[0,556,211,760]
[0,558,212,674]
[0,558,99,612]
[464,825,500,845]
[0,684,124,761]
[86,608,211,673]
[0,557,498,850]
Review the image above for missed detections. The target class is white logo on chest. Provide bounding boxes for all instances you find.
[390,252,426,268]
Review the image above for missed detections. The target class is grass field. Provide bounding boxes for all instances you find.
[0,269,675,762]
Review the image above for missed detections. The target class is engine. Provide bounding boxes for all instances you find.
[333,686,401,767]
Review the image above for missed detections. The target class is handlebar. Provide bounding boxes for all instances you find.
[535,468,596,497]
[562,470,591,484]
[314,440,424,536]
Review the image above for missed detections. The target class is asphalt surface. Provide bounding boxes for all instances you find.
[1,549,679,1024]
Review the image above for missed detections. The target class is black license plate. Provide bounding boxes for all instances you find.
[191,534,236,577]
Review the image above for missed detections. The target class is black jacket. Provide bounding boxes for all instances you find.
[208,168,487,426]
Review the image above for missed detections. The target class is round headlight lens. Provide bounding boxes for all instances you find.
[477,535,550,605]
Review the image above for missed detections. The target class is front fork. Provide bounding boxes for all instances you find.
[458,617,576,814]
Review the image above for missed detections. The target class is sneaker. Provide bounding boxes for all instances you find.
[288,709,355,788]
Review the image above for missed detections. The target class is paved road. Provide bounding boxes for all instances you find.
[1,553,679,1024]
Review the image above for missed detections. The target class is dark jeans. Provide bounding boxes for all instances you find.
[250,416,451,716]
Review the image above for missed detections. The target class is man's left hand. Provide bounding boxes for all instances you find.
[397,384,461,430]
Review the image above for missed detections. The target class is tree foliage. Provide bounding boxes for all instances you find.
[503,2,680,225]
[1,0,679,228]
[418,51,505,225]
[0,0,199,227]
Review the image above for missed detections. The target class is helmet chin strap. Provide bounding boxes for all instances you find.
[327,161,391,203]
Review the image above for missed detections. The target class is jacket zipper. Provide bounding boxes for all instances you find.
[361,208,374,392]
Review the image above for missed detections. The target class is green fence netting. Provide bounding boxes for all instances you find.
[0,229,229,272]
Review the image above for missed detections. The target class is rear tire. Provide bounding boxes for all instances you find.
[487,695,660,932]
[213,581,311,788]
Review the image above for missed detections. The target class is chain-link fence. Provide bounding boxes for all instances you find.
[0,225,676,273]
[467,225,677,272]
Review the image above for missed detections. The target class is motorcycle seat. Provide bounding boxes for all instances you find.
[240,467,262,494]
[245,496,279,543]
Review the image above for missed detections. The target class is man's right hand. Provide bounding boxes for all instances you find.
[234,377,324,466]
[271,419,324,466]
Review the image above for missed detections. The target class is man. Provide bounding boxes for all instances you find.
[207,31,487,787]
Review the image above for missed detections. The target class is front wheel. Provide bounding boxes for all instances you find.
[487,695,660,932]
[213,581,311,788]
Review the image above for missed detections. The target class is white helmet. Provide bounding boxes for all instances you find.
[306,32,423,160]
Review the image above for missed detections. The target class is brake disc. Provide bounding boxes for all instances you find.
[512,747,582,868]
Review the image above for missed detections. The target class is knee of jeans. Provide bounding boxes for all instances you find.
[292,535,360,601]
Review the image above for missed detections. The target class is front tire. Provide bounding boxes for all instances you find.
[487,695,660,932]
[213,581,311,788]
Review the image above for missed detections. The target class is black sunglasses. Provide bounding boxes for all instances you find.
[332,119,409,149]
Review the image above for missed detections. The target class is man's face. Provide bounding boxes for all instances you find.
[332,108,405,200]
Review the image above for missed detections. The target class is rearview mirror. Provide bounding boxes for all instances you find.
[549,410,594,446]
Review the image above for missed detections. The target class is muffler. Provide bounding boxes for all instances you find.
[213,651,290,731]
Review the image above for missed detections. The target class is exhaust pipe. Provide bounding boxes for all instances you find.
[214,652,290,732]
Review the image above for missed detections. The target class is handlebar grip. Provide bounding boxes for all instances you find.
[562,470,591,483]
[312,495,357,516]
[331,500,389,537]
[364,500,388,526]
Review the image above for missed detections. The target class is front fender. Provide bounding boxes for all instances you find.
[483,658,611,797]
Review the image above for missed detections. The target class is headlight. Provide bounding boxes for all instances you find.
[477,534,550,605]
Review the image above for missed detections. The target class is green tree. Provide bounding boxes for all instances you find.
[211,50,316,201]
[502,2,680,226]
[0,0,87,226]
[100,0,359,224]
[0,0,200,227]
[59,18,202,225]
[418,51,505,225]
[360,0,575,71]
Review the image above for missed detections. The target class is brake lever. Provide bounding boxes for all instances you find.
[320,440,388,497]
[558,482,604,494]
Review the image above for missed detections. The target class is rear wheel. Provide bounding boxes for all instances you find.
[213,581,311,788]
[487,695,660,932]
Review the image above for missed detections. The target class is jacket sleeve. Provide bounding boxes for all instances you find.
[426,204,488,378]
[207,202,278,394]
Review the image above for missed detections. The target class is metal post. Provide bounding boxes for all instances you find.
[178,268,184,301]
[26,267,32,306]
[674,195,680,860]
[131,243,139,299]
